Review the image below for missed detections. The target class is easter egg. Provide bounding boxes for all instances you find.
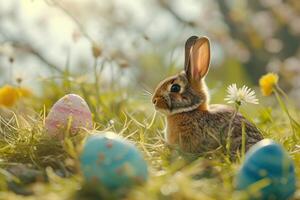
[45,94,93,138]
[80,132,148,190]
[236,139,296,200]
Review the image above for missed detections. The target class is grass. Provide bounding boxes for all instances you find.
[0,74,299,200]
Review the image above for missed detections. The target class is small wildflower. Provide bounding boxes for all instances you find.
[117,59,129,68]
[16,77,23,84]
[9,57,14,63]
[92,43,102,58]
[143,34,150,41]
[225,84,258,105]
[0,85,32,107]
[259,73,279,96]
[0,85,20,107]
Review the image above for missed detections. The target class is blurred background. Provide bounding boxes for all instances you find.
[0,0,299,106]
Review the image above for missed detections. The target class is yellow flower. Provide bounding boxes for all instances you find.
[0,85,32,107]
[0,85,20,107]
[259,73,279,96]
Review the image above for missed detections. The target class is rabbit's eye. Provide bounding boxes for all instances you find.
[170,84,181,93]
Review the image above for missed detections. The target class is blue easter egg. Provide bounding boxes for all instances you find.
[236,139,296,200]
[80,132,148,190]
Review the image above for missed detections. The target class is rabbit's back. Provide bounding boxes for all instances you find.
[166,104,263,155]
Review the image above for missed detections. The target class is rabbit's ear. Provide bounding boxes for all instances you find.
[189,37,211,81]
[184,36,198,77]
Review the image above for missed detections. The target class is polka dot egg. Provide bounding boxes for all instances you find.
[45,94,93,138]
[80,132,148,190]
[236,139,296,200]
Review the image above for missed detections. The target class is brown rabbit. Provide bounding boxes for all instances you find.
[152,36,263,157]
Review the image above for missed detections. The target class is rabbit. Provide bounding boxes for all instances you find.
[152,36,263,157]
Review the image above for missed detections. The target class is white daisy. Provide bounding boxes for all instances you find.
[224,84,259,105]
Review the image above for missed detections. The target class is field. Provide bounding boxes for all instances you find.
[0,70,299,199]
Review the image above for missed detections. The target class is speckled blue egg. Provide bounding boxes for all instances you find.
[236,139,296,200]
[80,132,148,190]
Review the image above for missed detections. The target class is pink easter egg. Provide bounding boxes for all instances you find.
[45,94,93,138]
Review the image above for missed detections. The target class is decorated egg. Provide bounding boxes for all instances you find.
[45,94,93,138]
[236,139,296,200]
[80,132,148,190]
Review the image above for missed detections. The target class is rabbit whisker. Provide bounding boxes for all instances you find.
[142,89,153,96]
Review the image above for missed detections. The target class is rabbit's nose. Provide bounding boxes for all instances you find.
[152,97,158,105]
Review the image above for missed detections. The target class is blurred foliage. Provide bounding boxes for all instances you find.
[0,0,299,105]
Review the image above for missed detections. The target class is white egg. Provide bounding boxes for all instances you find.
[45,94,93,138]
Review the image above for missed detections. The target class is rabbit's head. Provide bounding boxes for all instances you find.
[152,36,211,115]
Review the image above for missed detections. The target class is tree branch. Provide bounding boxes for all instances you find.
[9,41,63,73]
[157,0,196,27]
